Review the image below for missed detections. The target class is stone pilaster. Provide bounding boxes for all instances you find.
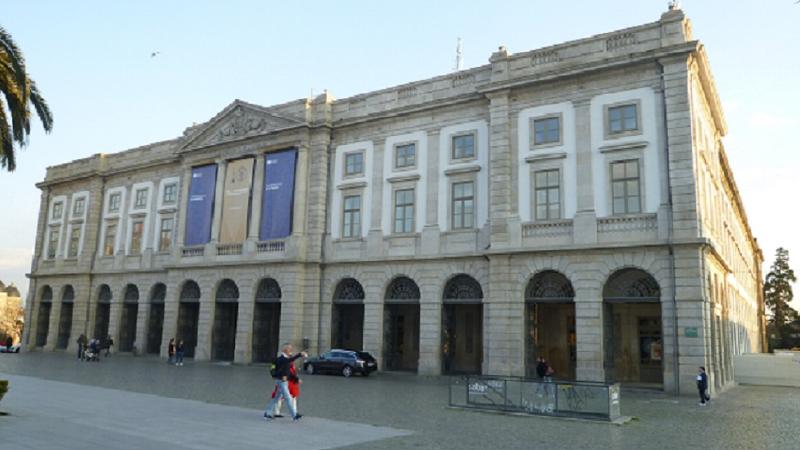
[417,278,442,376]
[486,89,513,247]
[175,166,192,252]
[160,280,181,358]
[248,154,266,240]
[209,159,227,244]
[572,97,597,245]
[106,285,126,347]
[574,265,605,382]
[134,299,150,354]
[44,285,63,351]
[485,255,522,376]
[194,279,215,361]
[233,281,255,364]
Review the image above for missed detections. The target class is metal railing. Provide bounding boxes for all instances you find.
[449,375,621,421]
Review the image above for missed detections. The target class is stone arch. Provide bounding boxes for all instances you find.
[524,270,575,301]
[40,285,54,302]
[331,277,365,351]
[252,277,282,363]
[212,279,239,361]
[179,280,201,302]
[384,276,421,301]
[255,278,282,302]
[149,283,167,303]
[603,268,661,301]
[61,285,75,303]
[383,276,421,371]
[97,284,112,303]
[441,273,483,375]
[215,279,239,302]
[35,285,54,347]
[120,284,140,352]
[146,283,167,355]
[442,274,484,302]
[333,278,365,302]
[177,280,201,358]
[523,270,576,379]
[56,285,76,349]
[94,284,112,340]
[124,284,140,303]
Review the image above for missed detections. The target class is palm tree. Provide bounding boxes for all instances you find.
[0,25,53,172]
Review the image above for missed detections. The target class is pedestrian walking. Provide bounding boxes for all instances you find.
[697,366,711,406]
[264,343,307,422]
[168,338,176,364]
[271,359,301,417]
[175,340,185,366]
[105,335,114,357]
[77,334,87,360]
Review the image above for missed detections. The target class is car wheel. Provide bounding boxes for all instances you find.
[306,364,315,375]
[341,365,353,377]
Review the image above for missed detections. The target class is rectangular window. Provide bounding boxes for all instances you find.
[104,223,117,256]
[393,189,415,234]
[130,220,144,254]
[159,217,174,252]
[68,227,81,257]
[344,152,364,177]
[534,169,561,220]
[533,116,561,145]
[52,202,63,220]
[394,143,416,169]
[108,193,121,213]
[608,104,638,134]
[162,183,177,204]
[451,181,475,229]
[611,159,641,215]
[47,228,59,258]
[134,188,148,209]
[342,195,362,238]
[452,133,475,160]
[72,198,85,216]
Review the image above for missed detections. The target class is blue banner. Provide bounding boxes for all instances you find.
[260,149,297,241]
[185,164,218,246]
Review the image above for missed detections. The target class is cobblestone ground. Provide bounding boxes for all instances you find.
[1,352,799,449]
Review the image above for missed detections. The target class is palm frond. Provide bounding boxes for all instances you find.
[29,79,52,132]
[0,98,16,170]
[0,26,29,104]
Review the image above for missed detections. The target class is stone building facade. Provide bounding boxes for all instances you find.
[23,8,764,394]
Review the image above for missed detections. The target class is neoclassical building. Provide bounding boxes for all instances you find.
[23,7,764,394]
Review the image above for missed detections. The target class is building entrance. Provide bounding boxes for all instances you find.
[36,286,53,347]
[603,269,663,386]
[94,285,112,340]
[177,281,201,358]
[212,279,238,361]
[252,278,281,363]
[56,286,75,350]
[442,275,484,375]
[331,278,365,351]
[146,283,166,355]
[524,271,576,379]
[119,285,139,352]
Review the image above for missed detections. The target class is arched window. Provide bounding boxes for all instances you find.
[385,276,420,302]
[333,278,365,302]
[603,268,660,301]
[525,271,574,301]
[255,278,282,303]
[62,285,75,303]
[98,285,112,303]
[124,284,139,303]
[180,280,201,302]
[41,285,53,303]
[150,283,166,303]
[215,279,239,303]
[443,274,483,301]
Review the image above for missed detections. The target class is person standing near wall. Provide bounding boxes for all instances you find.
[76,334,87,360]
[697,366,711,406]
[175,340,185,366]
[168,338,176,364]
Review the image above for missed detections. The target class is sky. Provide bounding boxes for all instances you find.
[1,0,798,309]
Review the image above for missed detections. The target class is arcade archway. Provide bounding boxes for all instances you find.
[442,274,483,375]
[331,278,365,351]
[383,276,420,371]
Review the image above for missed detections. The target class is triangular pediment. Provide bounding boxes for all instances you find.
[181,100,304,151]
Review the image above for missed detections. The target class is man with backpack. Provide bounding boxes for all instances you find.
[264,343,307,422]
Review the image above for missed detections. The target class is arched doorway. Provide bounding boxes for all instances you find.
[119,284,139,352]
[383,276,420,371]
[332,278,365,351]
[146,283,166,355]
[94,285,112,340]
[252,278,281,363]
[525,271,575,379]
[36,286,53,347]
[602,268,662,386]
[442,274,483,374]
[212,279,239,361]
[177,281,200,358]
[56,285,75,349]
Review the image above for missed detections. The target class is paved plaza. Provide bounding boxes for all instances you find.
[1,353,799,449]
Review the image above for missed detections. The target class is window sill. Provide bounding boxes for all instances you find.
[387,174,421,183]
[337,181,368,190]
[444,165,481,176]
[525,152,567,163]
[599,140,648,154]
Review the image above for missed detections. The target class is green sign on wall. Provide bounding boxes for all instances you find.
[684,327,698,338]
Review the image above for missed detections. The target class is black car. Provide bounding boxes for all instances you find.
[303,349,377,377]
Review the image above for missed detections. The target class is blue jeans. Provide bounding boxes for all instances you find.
[265,380,297,418]
[176,351,184,364]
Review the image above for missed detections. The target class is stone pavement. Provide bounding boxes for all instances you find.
[1,353,800,449]
[0,374,410,450]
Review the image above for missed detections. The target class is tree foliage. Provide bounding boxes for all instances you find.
[0,25,53,171]
[0,298,23,344]
[764,247,798,348]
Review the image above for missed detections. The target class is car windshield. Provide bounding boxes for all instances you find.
[356,352,373,360]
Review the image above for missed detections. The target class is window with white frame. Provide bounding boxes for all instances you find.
[451,181,475,229]
[68,227,81,257]
[134,188,148,209]
[52,201,63,220]
[534,169,561,220]
[344,152,364,177]
[129,220,144,254]
[394,143,416,169]
[108,193,121,213]
[611,159,641,215]
[72,198,85,216]
[103,223,117,256]
[162,183,177,204]
[393,189,415,234]
[342,194,361,238]
[608,104,638,135]
[159,217,173,252]
[452,133,475,160]
[533,116,561,146]
[47,228,60,258]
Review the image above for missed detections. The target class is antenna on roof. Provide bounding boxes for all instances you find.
[453,37,463,72]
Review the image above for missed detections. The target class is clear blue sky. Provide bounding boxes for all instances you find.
[1,1,798,308]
